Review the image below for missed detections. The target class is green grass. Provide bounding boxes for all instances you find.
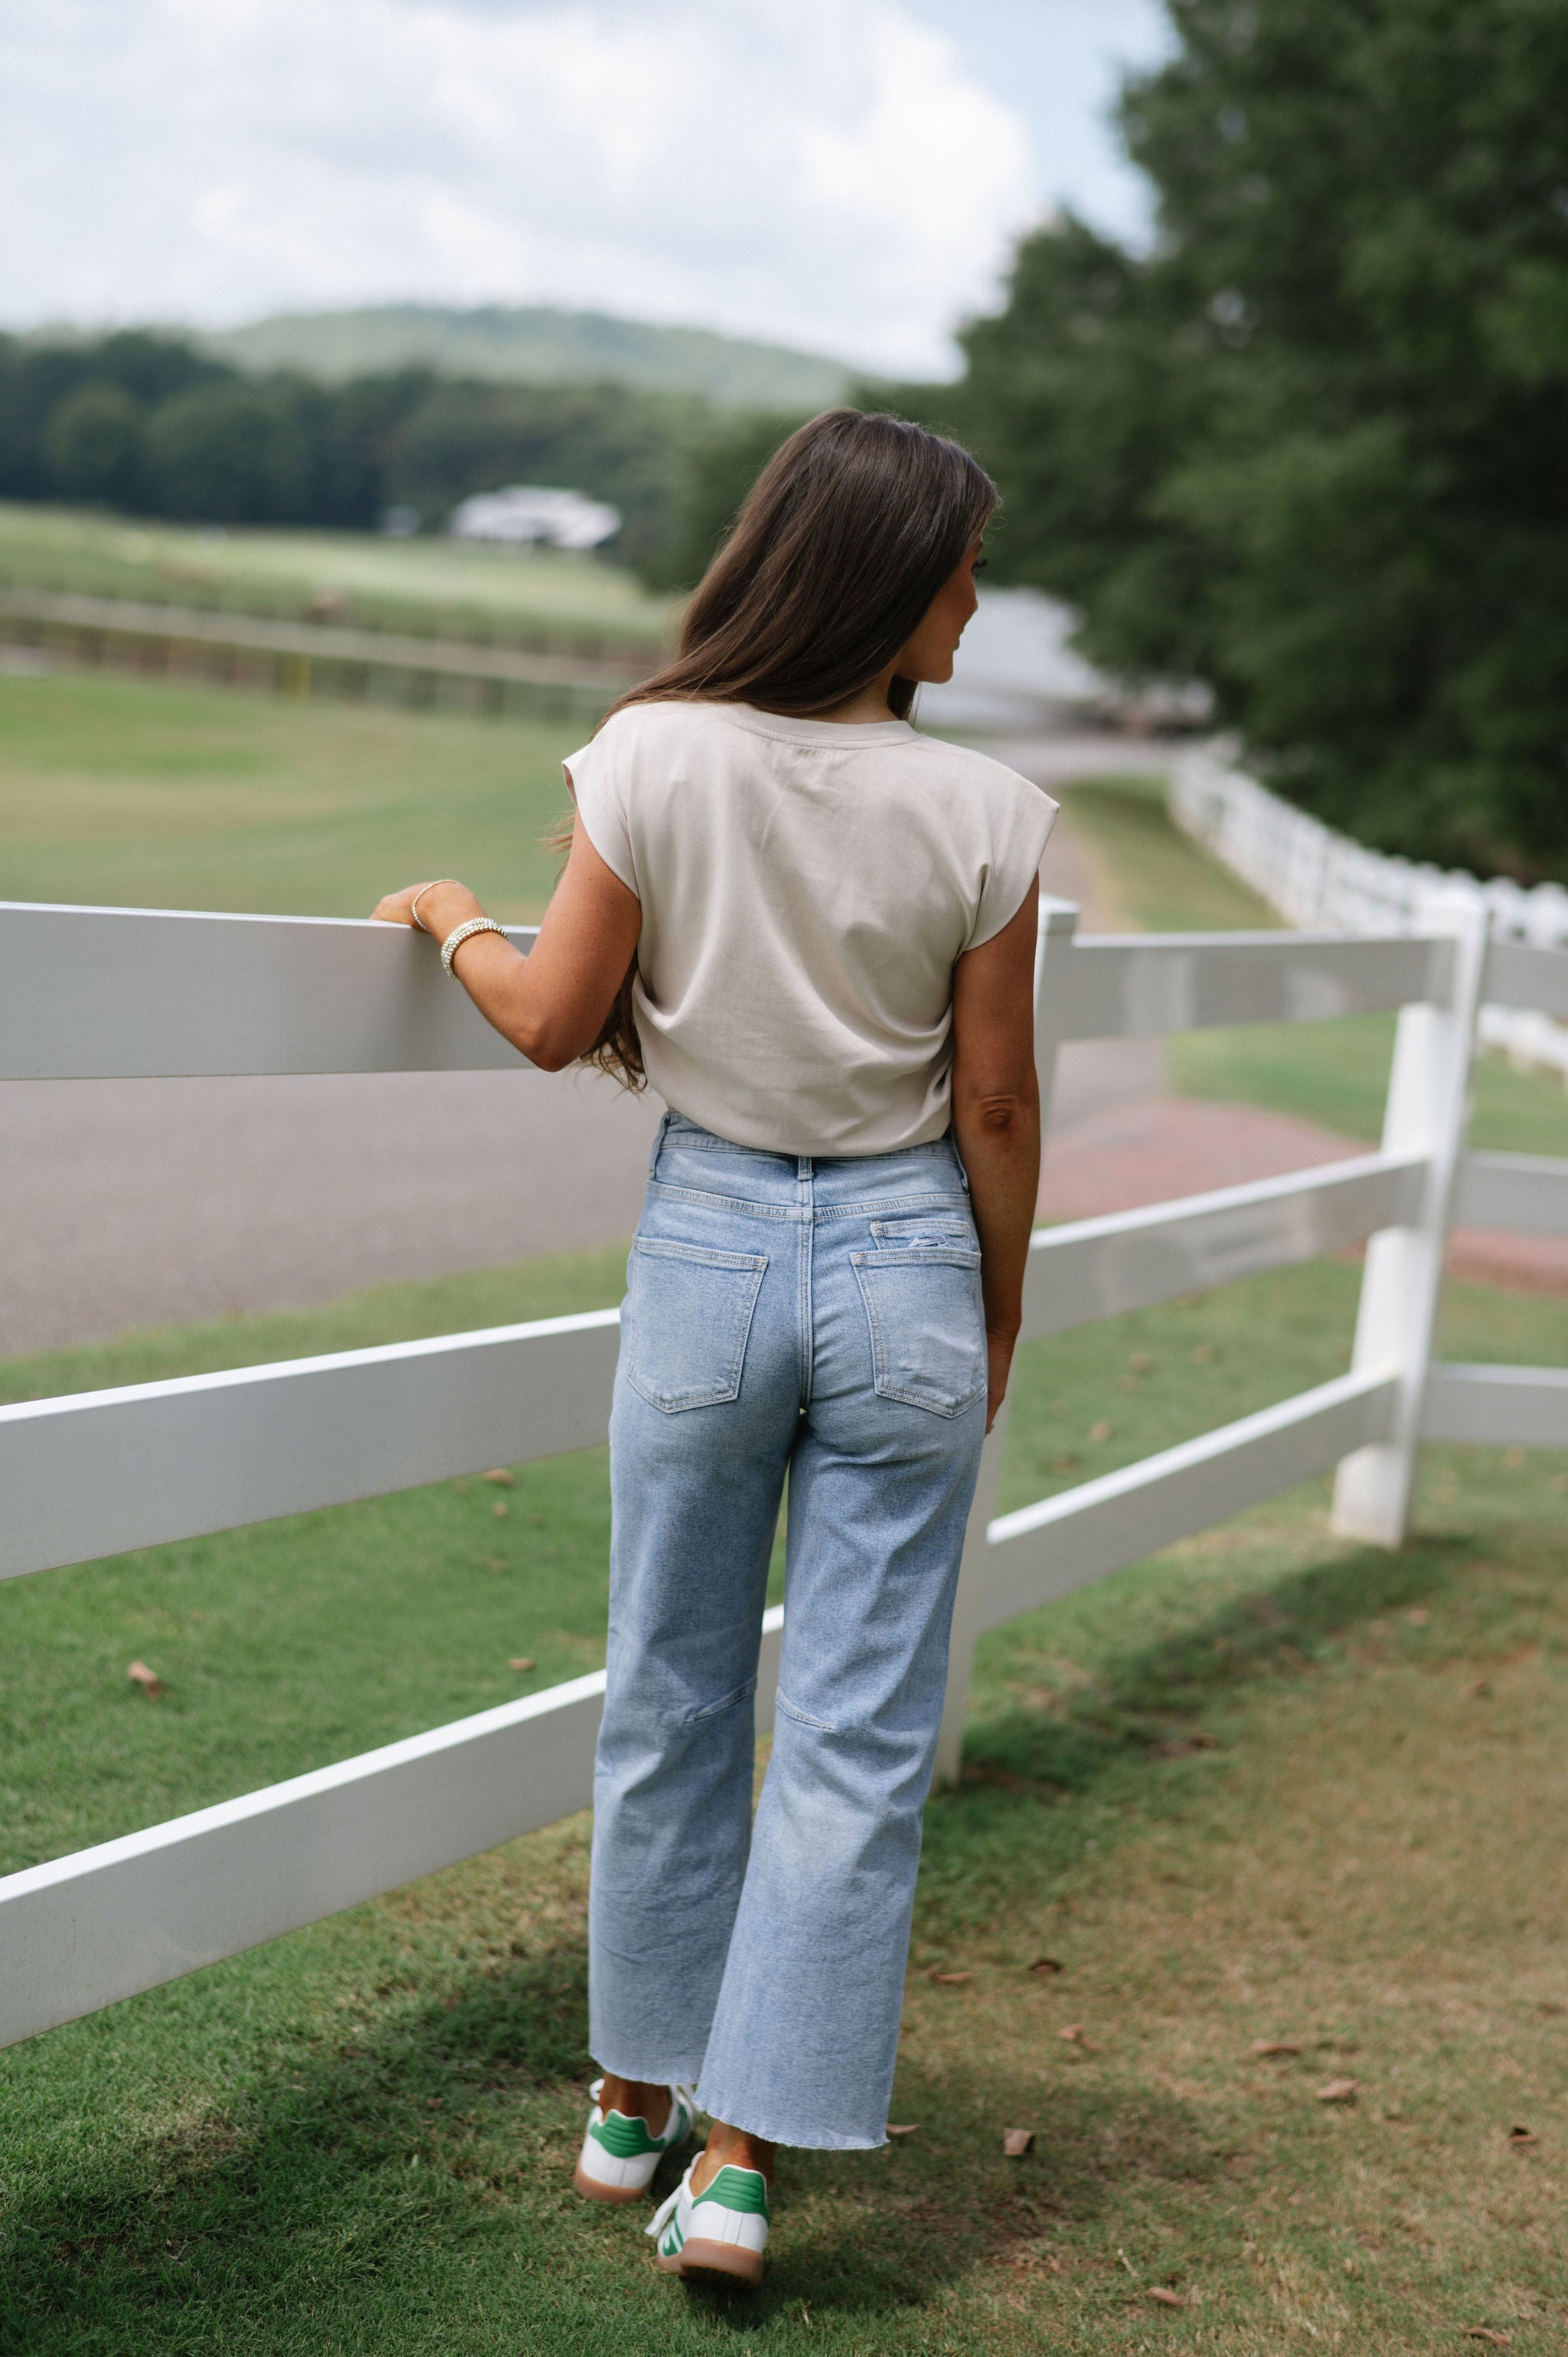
[0,502,678,651]
[0,669,583,920]
[3,1244,1565,2351]
[1062,773,1568,1156]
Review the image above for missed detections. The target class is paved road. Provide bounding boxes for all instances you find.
[0,754,1163,1356]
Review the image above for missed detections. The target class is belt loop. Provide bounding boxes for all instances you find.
[648,1109,671,1178]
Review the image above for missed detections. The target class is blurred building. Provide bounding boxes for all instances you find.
[448,485,621,551]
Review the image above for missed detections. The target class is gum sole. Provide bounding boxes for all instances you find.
[655,2238,764,2287]
[573,2163,648,2205]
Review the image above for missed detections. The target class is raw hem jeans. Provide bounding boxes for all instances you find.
[589,1113,987,2149]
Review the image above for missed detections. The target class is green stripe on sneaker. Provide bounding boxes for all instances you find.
[693,2166,770,2219]
[590,2110,662,2159]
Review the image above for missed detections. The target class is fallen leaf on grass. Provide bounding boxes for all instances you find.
[1002,2128,1035,2157]
[1145,2287,1187,2308]
[492,1502,508,1518]
[1507,2124,1537,2146]
[1130,1352,1153,1374]
[1050,1453,1083,1475]
[1029,1956,1063,1976]
[1465,2332,1512,2347]
[1316,2078,1360,2103]
[927,1969,972,1986]
[1461,1678,1493,1700]
[1188,1343,1215,1365]
[1406,1607,1429,1626]
[1503,1446,1526,1471]
[1058,2024,1100,2051]
[482,1469,516,1486]
[127,1660,165,1698]
[508,1657,536,1673]
[1251,2039,1302,2057]
[1089,1420,1113,1443]
[885,2123,918,2138]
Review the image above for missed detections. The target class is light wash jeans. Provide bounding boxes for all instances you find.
[589,1112,988,2149]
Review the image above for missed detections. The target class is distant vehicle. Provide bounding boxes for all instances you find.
[448,485,621,551]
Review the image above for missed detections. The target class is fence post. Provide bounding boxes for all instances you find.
[933,895,1080,1787]
[1331,903,1490,1545]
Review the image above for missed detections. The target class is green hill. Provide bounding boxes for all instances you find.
[201,303,854,410]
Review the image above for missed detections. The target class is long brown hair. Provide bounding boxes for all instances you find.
[573,408,998,1087]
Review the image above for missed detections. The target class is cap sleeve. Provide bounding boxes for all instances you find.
[965,776,1060,951]
[562,723,636,894]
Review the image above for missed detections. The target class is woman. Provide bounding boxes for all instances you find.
[373,410,1056,2287]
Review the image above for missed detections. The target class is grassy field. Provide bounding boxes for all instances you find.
[0,502,678,649]
[2,1241,1564,2352]
[0,669,581,921]
[1062,772,1568,1156]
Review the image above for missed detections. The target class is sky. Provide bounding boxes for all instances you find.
[0,0,1172,378]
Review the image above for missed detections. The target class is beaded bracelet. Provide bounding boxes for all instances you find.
[440,917,508,976]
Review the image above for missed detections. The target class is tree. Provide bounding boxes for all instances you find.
[145,381,312,524]
[639,408,810,590]
[44,381,149,508]
[936,0,1568,880]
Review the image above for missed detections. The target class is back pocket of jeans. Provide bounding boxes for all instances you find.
[624,1239,768,1412]
[851,1246,985,1417]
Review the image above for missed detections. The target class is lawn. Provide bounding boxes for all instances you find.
[2,1241,1564,2352]
[0,669,582,921]
[0,502,678,651]
[1061,772,1568,1156]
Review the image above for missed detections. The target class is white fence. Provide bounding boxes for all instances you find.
[1172,749,1568,1086]
[2,896,1566,2054]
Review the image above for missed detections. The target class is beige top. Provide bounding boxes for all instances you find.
[563,700,1057,1156]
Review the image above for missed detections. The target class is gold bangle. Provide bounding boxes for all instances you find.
[410,879,462,934]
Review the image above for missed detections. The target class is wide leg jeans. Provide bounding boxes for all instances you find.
[589,1113,988,2149]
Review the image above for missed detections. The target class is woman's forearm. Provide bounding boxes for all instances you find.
[952,1084,1040,1345]
[370,838,642,1071]
[948,878,1042,1430]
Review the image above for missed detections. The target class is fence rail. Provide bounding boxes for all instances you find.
[1172,750,1568,1084]
[0,586,640,721]
[2,892,1565,2054]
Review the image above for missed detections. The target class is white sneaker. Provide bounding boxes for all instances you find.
[573,2078,696,2205]
[647,2155,771,2287]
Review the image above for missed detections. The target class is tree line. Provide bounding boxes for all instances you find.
[0,329,717,579]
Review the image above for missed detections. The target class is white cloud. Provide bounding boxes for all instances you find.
[0,0,1040,374]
